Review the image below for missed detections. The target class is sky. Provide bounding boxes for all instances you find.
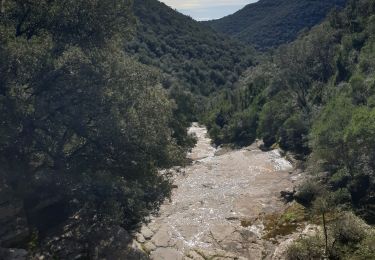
[159,0,258,21]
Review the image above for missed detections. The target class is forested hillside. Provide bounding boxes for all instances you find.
[205,0,347,49]
[1,0,374,258]
[0,0,194,258]
[126,0,255,95]
[204,0,375,257]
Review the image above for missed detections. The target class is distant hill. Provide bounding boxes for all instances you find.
[204,0,347,49]
[126,0,255,95]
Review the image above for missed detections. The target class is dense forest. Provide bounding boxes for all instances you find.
[0,0,374,259]
[126,0,255,96]
[205,0,347,49]
[0,0,196,258]
[204,0,375,258]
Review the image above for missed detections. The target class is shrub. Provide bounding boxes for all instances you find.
[286,235,325,260]
[331,212,367,245]
[279,112,309,155]
[329,212,371,259]
[294,181,324,206]
[332,188,352,205]
[350,233,375,260]
[257,96,292,148]
[330,168,351,189]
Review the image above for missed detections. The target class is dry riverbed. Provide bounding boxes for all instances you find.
[133,123,305,259]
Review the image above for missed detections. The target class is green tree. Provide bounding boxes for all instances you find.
[0,1,189,251]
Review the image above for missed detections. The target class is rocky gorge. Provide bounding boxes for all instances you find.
[0,124,312,260]
[132,124,310,259]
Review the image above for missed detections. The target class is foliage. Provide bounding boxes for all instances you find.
[257,94,293,148]
[205,0,347,49]
[286,212,375,260]
[126,0,255,96]
[0,0,193,251]
[294,181,325,207]
[350,233,375,260]
[205,0,375,222]
[263,202,307,240]
[286,234,325,260]
[204,65,269,146]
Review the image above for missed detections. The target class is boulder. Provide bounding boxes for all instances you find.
[143,241,156,253]
[150,248,183,260]
[140,226,154,240]
[280,188,296,203]
[151,226,174,247]
[136,233,146,243]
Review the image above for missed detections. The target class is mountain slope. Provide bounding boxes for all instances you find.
[204,0,375,226]
[126,0,255,95]
[205,0,347,49]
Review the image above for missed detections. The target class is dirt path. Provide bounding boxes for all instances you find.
[134,124,300,259]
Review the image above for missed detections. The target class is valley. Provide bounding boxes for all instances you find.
[134,124,303,259]
[1,0,374,259]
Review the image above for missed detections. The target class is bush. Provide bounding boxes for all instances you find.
[351,233,375,260]
[225,107,258,146]
[279,112,310,155]
[330,168,351,189]
[329,212,371,259]
[332,212,367,245]
[257,96,292,148]
[332,188,352,205]
[287,212,374,260]
[294,181,324,206]
[286,235,325,260]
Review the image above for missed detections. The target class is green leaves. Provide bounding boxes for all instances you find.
[204,0,375,226]
[344,107,375,151]
[1,0,133,47]
[0,1,191,246]
[311,95,354,168]
[127,0,254,96]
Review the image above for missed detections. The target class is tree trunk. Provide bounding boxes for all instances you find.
[1,0,5,13]
[323,212,328,259]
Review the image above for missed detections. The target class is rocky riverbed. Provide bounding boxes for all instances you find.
[133,123,305,259]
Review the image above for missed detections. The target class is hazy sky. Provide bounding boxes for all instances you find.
[160,0,258,21]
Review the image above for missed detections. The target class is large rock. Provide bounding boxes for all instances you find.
[140,226,154,240]
[143,241,156,253]
[151,226,174,248]
[150,248,183,260]
[187,249,247,260]
[280,188,296,203]
[209,224,236,242]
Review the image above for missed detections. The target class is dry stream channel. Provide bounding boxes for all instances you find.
[134,123,304,260]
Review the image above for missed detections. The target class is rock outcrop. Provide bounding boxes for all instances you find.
[134,123,302,259]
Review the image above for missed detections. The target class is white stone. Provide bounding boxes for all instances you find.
[150,248,183,260]
[143,241,156,252]
[141,226,154,239]
[136,233,145,243]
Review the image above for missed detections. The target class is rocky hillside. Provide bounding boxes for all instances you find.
[204,0,347,49]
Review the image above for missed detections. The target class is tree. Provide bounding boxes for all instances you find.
[310,95,354,172]
[313,196,333,258]
[0,1,188,250]
[257,95,292,148]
